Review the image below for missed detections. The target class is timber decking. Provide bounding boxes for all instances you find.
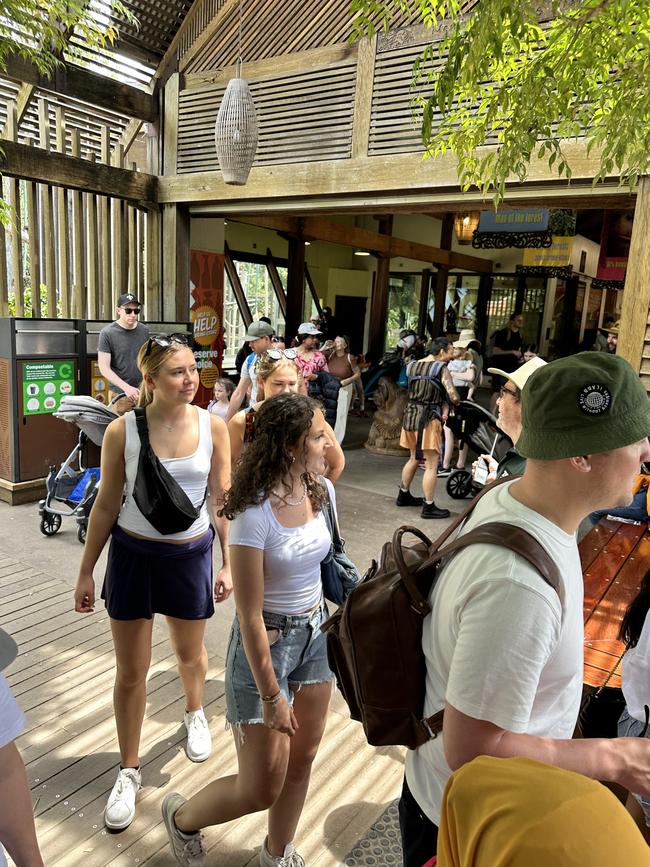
[0,549,404,866]
[581,518,649,690]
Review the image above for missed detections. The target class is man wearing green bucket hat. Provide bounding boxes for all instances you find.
[401,353,650,866]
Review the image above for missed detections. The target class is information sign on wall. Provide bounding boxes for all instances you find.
[22,360,75,415]
[522,236,574,267]
[190,250,225,408]
[478,209,550,233]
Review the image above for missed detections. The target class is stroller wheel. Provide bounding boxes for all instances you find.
[40,513,62,536]
[77,524,87,544]
[447,469,473,500]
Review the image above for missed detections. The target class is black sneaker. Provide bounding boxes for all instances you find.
[437,467,453,477]
[421,502,450,519]
[396,488,423,507]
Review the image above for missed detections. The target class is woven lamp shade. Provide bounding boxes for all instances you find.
[214,67,258,185]
[454,211,480,244]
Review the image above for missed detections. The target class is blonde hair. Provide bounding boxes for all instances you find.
[136,340,192,407]
[255,353,300,399]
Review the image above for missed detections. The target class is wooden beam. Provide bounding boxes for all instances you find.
[368,215,393,361]
[70,129,84,318]
[54,107,70,318]
[417,268,432,338]
[161,203,190,321]
[352,36,376,160]
[0,139,158,205]
[145,208,161,320]
[2,54,158,123]
[266,248,287,318]
[0,189,7,317]
[99,126,111,318]
[231,214,491,272]
[619,175,650,373]
[224,242,253,326]
[163,73,180,176]
[118,119,143,158]
[16,83,35,126]
[304,264,322,317]
[286,237,306,343]
[434,213,453,335]
[3,104,24,316]
[25,145,41,317]
[38,99,57,317]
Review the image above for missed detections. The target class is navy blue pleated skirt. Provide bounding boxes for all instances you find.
[101,525,215,621]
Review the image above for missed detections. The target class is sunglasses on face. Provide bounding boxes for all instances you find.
[499,385,520,401]
[122,307,140,315]
[144,333,191,357]
[266,348,297,361]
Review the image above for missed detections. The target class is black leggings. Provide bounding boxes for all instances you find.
[398,776,439,867]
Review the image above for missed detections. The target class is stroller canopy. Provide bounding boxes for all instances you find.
[54,395,118,446]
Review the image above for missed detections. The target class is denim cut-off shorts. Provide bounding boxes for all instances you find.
[225,602,334,728]
[618,707,650,825]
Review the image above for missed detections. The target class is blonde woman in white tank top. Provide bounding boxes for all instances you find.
[73,336,231,833]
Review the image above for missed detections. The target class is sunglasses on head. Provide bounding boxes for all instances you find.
[266,348,297,361]
[123,307,140,315]
[144,333,191,357]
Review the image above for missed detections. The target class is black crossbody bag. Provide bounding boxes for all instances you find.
[132,407,207,535]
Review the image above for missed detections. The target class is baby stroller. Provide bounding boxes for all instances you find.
[40,395,118,543]
[444,401,511,499]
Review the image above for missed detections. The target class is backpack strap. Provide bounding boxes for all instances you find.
[414,519,561,747]
[133,406,150,445]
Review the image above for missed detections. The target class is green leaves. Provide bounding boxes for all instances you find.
[352,0,650,204]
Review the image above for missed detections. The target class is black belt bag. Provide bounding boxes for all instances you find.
[132,407,207,535]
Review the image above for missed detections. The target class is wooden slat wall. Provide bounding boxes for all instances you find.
[0,98,158,320]
[182,0,418,73]
[177,57,357,173]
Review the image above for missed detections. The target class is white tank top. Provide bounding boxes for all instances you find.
[118,406,213,541]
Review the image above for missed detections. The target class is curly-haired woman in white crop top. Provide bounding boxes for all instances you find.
[162,392,337,867]
[73,334,231,833]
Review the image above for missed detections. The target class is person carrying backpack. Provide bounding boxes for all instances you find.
[397,353,650,866]
[396,337,471,519]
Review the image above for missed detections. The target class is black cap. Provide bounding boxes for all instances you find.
[117,293,141,308]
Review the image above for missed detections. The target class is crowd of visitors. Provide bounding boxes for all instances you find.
[7,301,650,867]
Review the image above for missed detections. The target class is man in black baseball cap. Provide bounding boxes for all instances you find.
[97,294,149,414]
[401,352,650,867]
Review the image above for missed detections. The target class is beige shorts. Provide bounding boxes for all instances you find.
[400,418,443,454]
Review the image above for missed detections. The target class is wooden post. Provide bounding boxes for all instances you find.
[38,100,57,317]
[0,186,7,317]
[433,214,453,337]
[475,274,492,348]
[54,107,70,318]
[417,268,432,337]
[111,144,124,307]
[368,215,393,360]
[266,248,288,317]
[70,128,84,318]
[85,154,99,319]
[558,274,579,356]
[351,36,376,159]
[145,208,161,320]
[25,141,41,318]
[3,103,24,316]
[619,176,650,374]
[99,126,111,319]
[127,194,137,296]
[286,236,306,342]
[162,204,190,321]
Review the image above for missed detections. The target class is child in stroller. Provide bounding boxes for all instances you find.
[41,395,118,542]
[443,400,511,499]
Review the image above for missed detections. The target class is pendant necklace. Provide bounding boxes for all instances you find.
[272,481,307,506]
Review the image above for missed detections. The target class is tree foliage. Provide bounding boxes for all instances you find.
[351,0,650,203]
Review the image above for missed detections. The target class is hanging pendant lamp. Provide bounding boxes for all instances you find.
[214,0,258,185]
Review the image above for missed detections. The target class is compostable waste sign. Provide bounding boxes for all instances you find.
[22,360,75,415]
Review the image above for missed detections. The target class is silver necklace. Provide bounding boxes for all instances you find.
[272,481,307,506]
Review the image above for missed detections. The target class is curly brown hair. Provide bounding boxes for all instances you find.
[220,392,327,519]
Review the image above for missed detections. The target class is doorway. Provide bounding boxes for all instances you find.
[335,295,367,355]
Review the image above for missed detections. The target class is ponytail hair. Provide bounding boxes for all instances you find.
[619,567,650,648]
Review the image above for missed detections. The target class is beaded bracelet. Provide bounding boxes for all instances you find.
[261,690,282,705]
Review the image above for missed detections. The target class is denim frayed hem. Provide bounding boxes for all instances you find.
[289,675,336,691]
[225,718,265,746]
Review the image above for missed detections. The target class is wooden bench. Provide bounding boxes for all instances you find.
[580,517,650,689]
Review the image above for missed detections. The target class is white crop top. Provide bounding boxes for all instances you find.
[229,478,335,614]
[118,406,213,541]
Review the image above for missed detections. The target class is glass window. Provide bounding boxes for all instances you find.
[386,273,421,349]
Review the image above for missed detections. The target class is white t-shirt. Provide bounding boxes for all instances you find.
[405,479,584,825]
[622,612,650,723]
[229,479,334,614]
[0,674,26,867]
[241,352,259,403]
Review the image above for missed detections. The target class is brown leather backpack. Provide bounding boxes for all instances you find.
[321,478,561,750]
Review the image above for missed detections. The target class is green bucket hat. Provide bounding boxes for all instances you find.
[517,352,650,461]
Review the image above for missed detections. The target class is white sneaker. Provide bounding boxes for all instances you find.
[104,767,141,830]
[260,837,305,867]
[184,708,212,762]
[162,792,207,866]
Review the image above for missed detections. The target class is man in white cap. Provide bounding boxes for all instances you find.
[477,356,547,481]
[225,319,275,422]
